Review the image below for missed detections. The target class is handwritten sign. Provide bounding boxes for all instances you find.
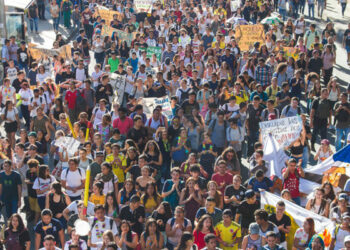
[140,46,162,61]
[101,25,135,46]
[134,0,153,13]
[55,136,81,155]
[235,24,265,51]
[93,8,123,23]
[29,44,72,60]
[283,47,299,60]
[110,73,126,104]
[259,116,303,148]
[142,96,173,120]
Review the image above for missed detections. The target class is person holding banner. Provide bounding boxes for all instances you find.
[282,158,305,205]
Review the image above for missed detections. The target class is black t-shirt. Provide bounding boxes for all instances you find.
[344,29,350,46]
[247,104,264,132]
[127,127,148,151]
[26,169,38,198]
[24,141,44,155]
[119,205,145,235]
[61,71,76,83]
[224,185,246,208]
[12,78,25,93]
[237,200,260,228]
[181,100,200,116]
[34,218,63,248]
[28,4,38,18]
[308,57,323,75]
[128,164,141,182]
[268,213,291,243]
[167,125,182,144]
[17,47,29,65]
[96,84,113,104]
[23,155,44,165]
[0,171,22,201]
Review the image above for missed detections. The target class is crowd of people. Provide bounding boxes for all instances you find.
[1,0,350,249]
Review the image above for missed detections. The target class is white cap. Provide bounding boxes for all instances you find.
[345,235,350,243]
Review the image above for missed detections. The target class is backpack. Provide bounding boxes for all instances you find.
[263,108,278,120]
[65,167,83,179]
[147,116,164,127]
[210,118,228,132]
[76,90,86,108]
[284,105,301,116]
[179,89,189,103]
[267,86,280,97]
[30,96,44,106]
[170,217,188,228]
[91,217,114,232]
[62,1,71,12]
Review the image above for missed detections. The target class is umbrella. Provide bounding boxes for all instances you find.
[226,17,249,25]
[261,16,282,25]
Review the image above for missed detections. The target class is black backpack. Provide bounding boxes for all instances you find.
[75,90,86,108]
[179,89,189,103]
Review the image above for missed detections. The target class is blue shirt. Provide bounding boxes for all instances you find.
[162,179,184,210]
[248,177,273,193]
[35,218,63,248]
[127,58,139,73]
[1,46,9,62]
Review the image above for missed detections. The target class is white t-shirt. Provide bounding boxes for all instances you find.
[60,168,86,197]
[33,176,56,197]
[88,216,118,250]
[1,107,18,122]
[331,226,350,250]
[294,228,309,247]
[75,68,87,82]
[18,88,34,106]
[66,200,95,216]
[6,67,18,83]
[91,71,103,88]
[92,107,108,128]
[102,175,118,195]
[294,20,305,34]
[30,96,45,117]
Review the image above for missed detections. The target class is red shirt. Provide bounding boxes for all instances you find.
[193,230,215,250]
[112,117,133,135]
[282,168,301,198]
[212,172,233,194]
[65,90,77,110]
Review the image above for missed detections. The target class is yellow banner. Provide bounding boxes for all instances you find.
[235,24,265,51]
[93,8,123,24]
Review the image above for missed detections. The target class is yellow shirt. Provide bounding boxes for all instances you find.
[233,90,249,105]
[106,153,127,183]
[214,8,227,17]
[89,193,106,205]
[265,85,281,105]
[215,221,242,250]
[212,41,226,50]
[141,194,161,210]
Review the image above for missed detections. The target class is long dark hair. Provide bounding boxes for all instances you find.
[176,232,193,250]
[305,217,316,244]
[38,165,50,179]
[194,214,215,233]
[4,100,12,121]
[144,218,160,241]
[144,140,161,156]
[51,181,63,195]
[104,191,119,215]
[143,182,159,206]
[118,220,133,250]
[321,181,336,202]
[8,213,25,232]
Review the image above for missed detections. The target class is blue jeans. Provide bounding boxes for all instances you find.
[53,17,60,30]
[336,128,350,151]
[29,17,39,32]
[292,197,301,205]
[299,0,306,13]
[318,1,325,16]
[3,199,18,218]
[38,196,46,210]
[279,7,287,21]
[308,3,315,18]
[341,2,347,16]
[302,146,309,169]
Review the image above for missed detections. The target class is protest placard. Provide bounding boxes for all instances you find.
[29,44,72,60]
[134,0,153,13]
[235,24,265,51]
[142,96,173,120]
[283,46,299,60]
[93,8,123,23]
[54,136,81,155]
[140,46,162,61]
[259,116,303,148]
[101,25,135,46]
[110,73,126,104]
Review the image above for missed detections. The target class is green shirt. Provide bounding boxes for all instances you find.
[108,57,120,72]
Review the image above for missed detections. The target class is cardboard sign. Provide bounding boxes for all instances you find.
[134,0,153,13]
[235,24,265,51]
[283,46,299,60]
[259,116,303,148]
[101,25,135,46]
[94,8,123,24]
[142,96,173,120]
[29,44,72,60]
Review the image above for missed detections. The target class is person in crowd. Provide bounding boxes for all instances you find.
[263,231,284,250]
[282,158,305,205]
[3,213,31,250]
[241,222,267,249]
[294,217,316,249]
[215,209,241,249]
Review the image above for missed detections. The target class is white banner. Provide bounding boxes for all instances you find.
[110,73,126,105]
[260,191,332,233]
[134,0,153,13]
[263,134,289,178]
[141,96,173,120]
[259,116,303,148]
[54,136,81,155]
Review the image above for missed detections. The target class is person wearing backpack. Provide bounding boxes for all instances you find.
[310,88,332,151]
[60,158,86,202]
[88,205,118,250]
[305,24,319,50]
[334,93,350,151]
[208,111,228,155]
[261,99,280,121]
[281,97,303,118]
[176,80,190,104]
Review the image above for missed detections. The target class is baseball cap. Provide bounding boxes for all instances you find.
[344,235,350,243]
[321,139,330,145]
[28,131,37,137]
[339,193,348,201]
[95,151,104,157]
[245,189,255,199]
[249,223,260,235]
